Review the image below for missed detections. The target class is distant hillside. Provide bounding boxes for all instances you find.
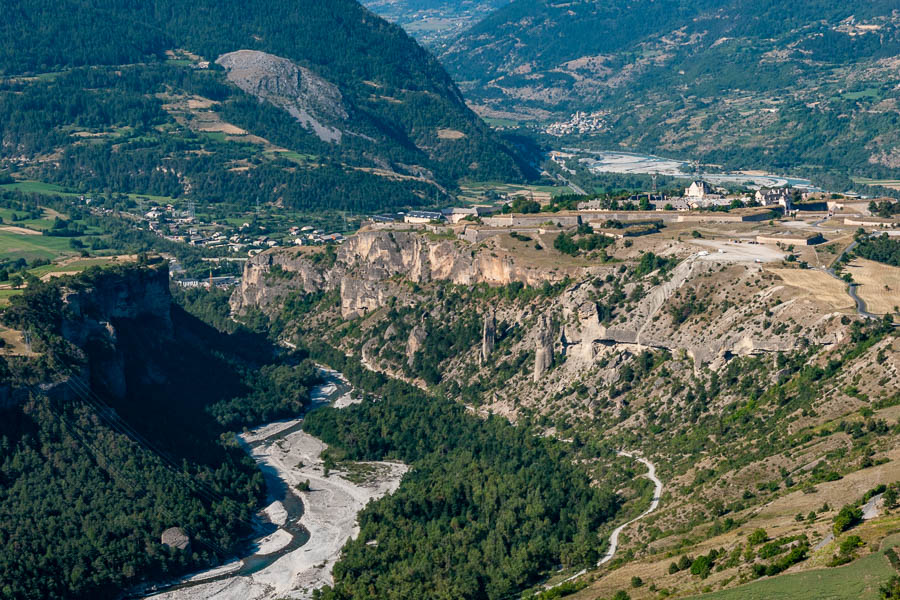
[0,0,531,213]
[441,0,900,182]
[360,0,511,46]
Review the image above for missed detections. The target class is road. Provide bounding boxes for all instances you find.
[555,173,587,196]
[598,451,663,565]
[541,451,663,593]
[823,237,877,320]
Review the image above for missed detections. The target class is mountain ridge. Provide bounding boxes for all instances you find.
[0,0,532,212]
[439,0,900,181]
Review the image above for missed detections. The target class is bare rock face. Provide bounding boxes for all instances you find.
[406,326,427,367]
[60,265,172,400]
[533,314,554,383]
[231,249,339,314]
[232,230,570,320]
[481,312,496,365]
[160,527,191,553]
[216,50,347,143]
[556,258,849,372]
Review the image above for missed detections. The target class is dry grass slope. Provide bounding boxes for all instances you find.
[847,258,900,315]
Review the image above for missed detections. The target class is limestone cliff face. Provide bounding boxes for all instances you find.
[61,265,172,343]
[481,312,496,365]
[533,314,555,382]
[231,249,337,314]
[4,265,174,407]
[232,230,569,319]
[233,231,853,388]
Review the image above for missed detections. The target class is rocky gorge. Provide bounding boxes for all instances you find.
[232,227,852,387]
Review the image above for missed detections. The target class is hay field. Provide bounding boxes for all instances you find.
[768,268,854,310]
[847,258,900,315]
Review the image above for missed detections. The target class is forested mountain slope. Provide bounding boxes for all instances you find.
[0,265,321,599]
[441,0,900,180]
[0,0,530,213]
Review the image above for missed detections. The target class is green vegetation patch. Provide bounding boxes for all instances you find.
[0,231,76,262]
[303,342,620,600]
[689,536,900,600]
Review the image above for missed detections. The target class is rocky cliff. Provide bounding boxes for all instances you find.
[232,229,860,414]
[554,260,846,373]
[1,265,174,408]
[232,229,572,319]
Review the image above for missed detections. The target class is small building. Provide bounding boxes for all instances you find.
[755,188,794,210]
[685,180,716,199]
[756,231,823,246]
[404,211,444,224]
[650,198,691,211]
[843,216,899,229]
[441,205,502,224]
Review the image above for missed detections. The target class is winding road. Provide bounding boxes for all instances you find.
[823,237,878,320]
[542,451,662,593]
[598,451,663,565]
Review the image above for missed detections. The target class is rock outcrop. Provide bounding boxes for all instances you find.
[406,326,427,367]
[161,527,191,553]
[556,261,847,371]
[533,314,554,382]
[3,265,175,408]
[61,265,173,399]
[481,312,496,365]
[216,50,347,143]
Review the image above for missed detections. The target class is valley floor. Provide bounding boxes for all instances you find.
[150,383,407,600]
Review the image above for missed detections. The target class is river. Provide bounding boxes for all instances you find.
[565,148,822,191]
[137,368,407,600]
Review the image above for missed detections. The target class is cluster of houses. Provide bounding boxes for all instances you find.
[681,181,795,210]
[143,204,347,255]
[544,111,609,137]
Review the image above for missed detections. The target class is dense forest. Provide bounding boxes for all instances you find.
[303,342,620,600]
[854,234,900,267]
[0,266,321,599]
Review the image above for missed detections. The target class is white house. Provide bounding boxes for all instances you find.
[755,188,794,210]
[685,181,716,199]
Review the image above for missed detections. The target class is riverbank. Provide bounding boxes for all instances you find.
[148,372,407,600]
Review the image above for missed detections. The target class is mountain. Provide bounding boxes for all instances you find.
[0,0,531,214]
[440,0,900,182]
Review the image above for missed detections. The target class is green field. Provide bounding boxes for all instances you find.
[2,180,178,205]
[0,231,76,262]
[852,177,900,191]
[690,535,900,600]
[843,88,881,101]
[27,257,120,278]
[0,180,81,197]
[0,207,59,231]
[459,181,565,196]
[267,150,318,164]
[0,289,23,304]
[483,117,523,128]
